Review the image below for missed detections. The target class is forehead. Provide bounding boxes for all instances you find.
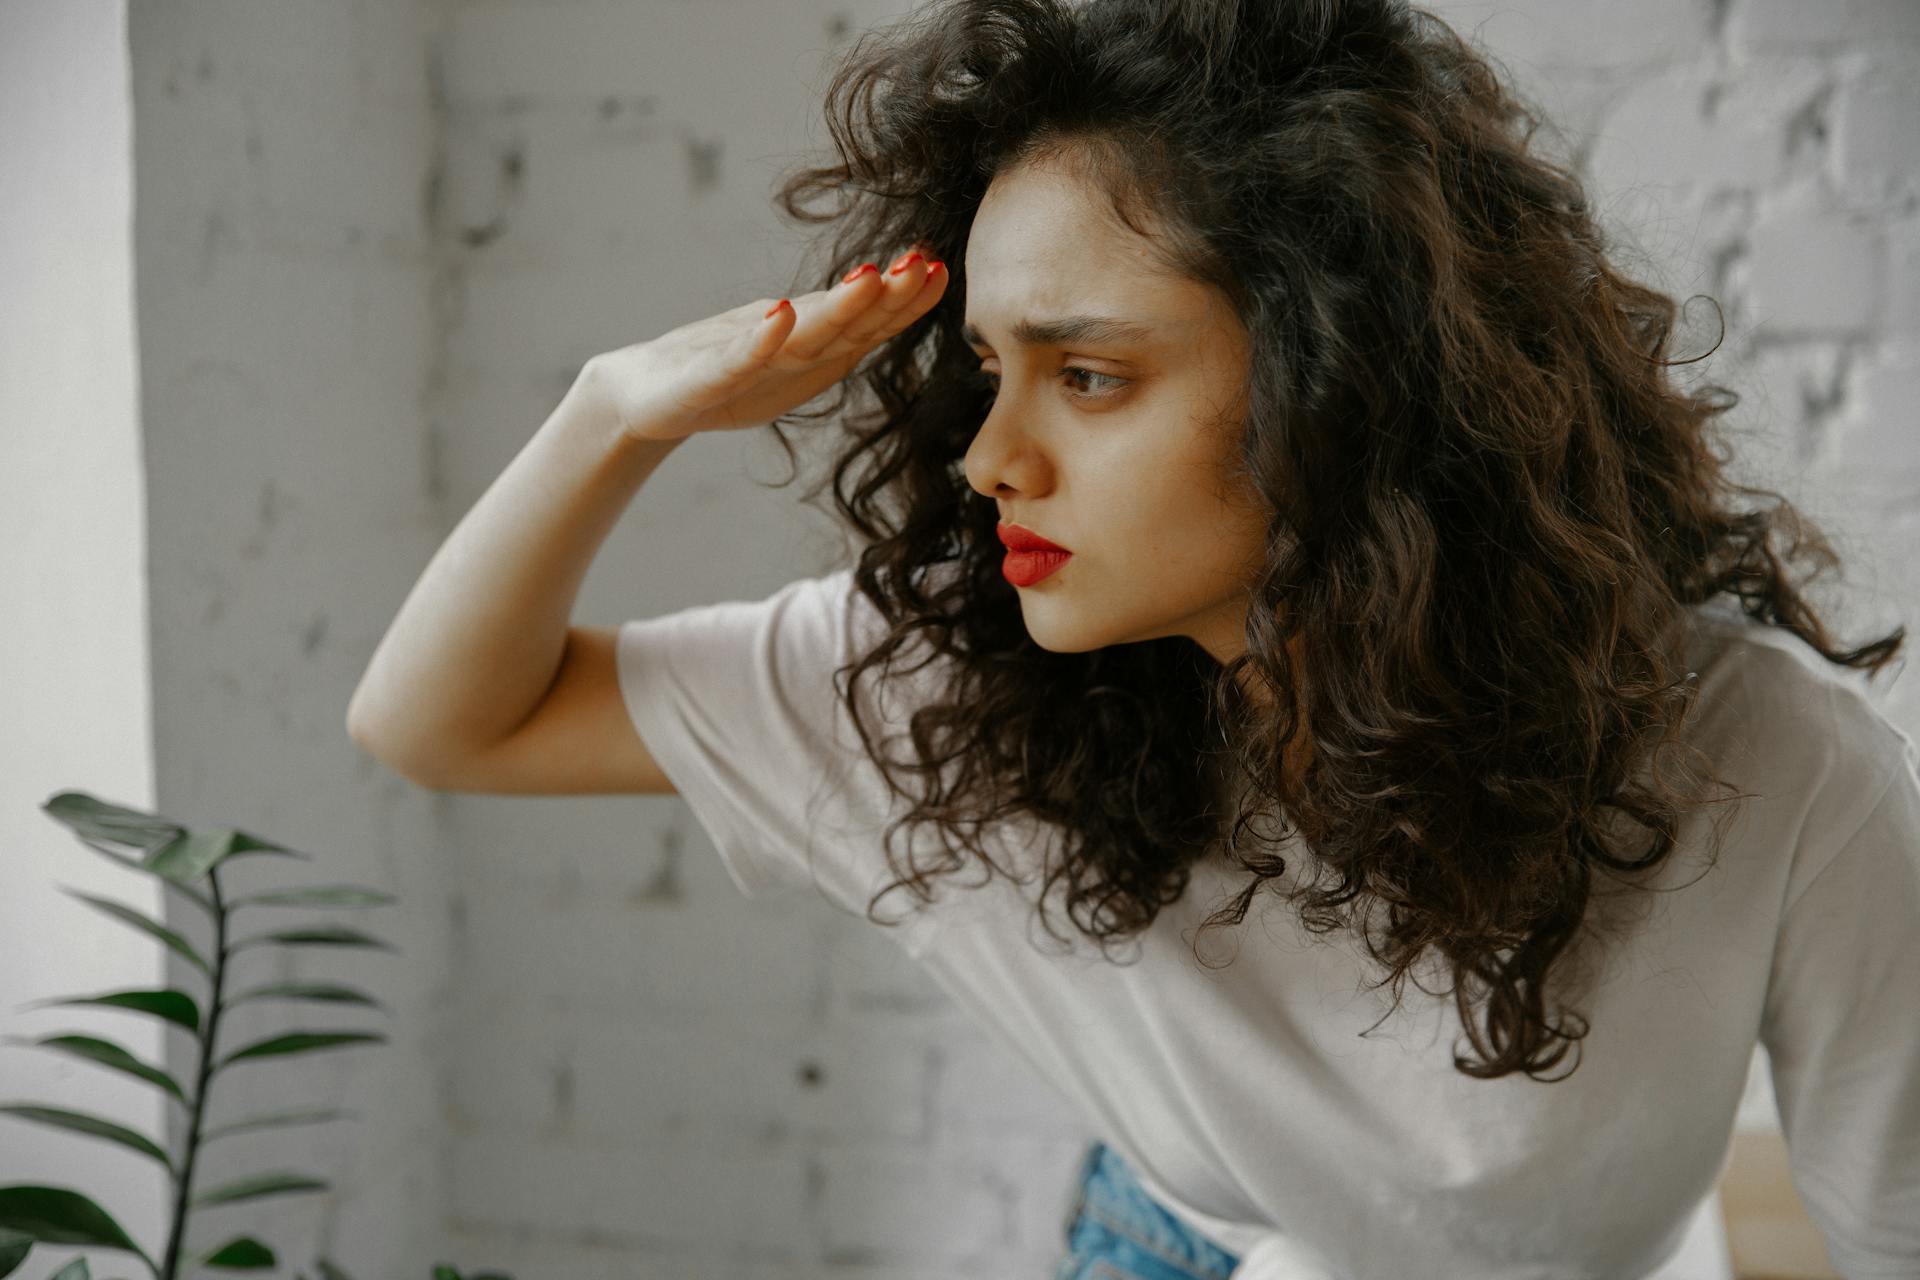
[964,159,1198,322]
[970,159,1146,265]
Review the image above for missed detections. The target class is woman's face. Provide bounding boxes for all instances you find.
[961,154,1270,667]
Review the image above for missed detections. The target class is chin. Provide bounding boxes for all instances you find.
[1017,604,1151,655]
[1015,610,1112,655]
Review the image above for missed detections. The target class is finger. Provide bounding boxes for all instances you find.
[825,255,944,358]
[781,262,887,363]
[742,296,796,364]
[833,253,938,351]
[661,298,797,417]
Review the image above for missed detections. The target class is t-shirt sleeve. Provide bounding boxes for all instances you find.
[614,567,938,951]
[1759,722,1920,1278]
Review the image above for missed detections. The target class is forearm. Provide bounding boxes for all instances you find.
[346,362,684,770]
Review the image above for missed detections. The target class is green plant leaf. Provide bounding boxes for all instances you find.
[95,842,222,915]
[226,926,395,955]
[225,886,396,909]
[2,1035,186,1105]
[214,1032,386,1072]
[0,1226,31,1276]
[140,829,244,884]
[431,1268,459,1280]
[40,792,182,852]
[224,829,313,861]
[190,1173,328,1208]
[199,1107,357,1145]
[20,988,201,1034]
[39,793,220,913]
[77,836,151,874]
[0,1105,171,1172]
[0,1187,154,1272]
[224,982,386,1013]
[46,1260,91,1279]
[141,828,309,884]
[54,890,212,978]
[200,1236,277,1268]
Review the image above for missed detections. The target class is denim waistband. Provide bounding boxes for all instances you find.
[1053,1140,1243,1280]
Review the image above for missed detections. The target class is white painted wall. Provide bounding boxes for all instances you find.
[0,3,170,1278]
[120,0,454,1272]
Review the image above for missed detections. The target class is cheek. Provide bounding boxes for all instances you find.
[1142,463,1266,584]
[1080,384,1261,569]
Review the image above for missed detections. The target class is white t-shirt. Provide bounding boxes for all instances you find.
[616,567,1920,1280]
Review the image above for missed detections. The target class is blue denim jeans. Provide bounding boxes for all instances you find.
[1052,1140,1243,1280]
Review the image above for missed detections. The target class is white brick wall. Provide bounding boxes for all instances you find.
[101,0,1918,1276]
[125,0,451,1274]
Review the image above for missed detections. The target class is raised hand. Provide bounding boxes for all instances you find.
[582,248,949,442]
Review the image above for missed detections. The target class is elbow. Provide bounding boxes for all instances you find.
[346,713,437,790]
[344,688,382,747]
[345,705,390,759]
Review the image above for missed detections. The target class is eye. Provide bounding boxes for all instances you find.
[1061,367,1128,398]
[972,364,1130,402]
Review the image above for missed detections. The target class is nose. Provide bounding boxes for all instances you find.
[962,393,1052,501]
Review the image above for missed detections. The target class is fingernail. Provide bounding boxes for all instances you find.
[842,262,878,284]
[926,259,945,276]
[764,299,790,318]
[888,251,924,275]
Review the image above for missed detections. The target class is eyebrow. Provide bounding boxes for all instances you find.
[961,315,1158,350]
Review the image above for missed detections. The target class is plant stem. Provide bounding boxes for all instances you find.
[158,865,231,1280]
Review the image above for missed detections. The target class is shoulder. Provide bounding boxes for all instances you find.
[1681,601,1911,788]
[1677,601,1916,899]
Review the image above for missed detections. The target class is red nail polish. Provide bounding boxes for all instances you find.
[842,262,878,283]
[764,299,789,318]
[926,259,945,275]
[888,251,923,275]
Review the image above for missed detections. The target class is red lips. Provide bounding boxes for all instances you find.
[996,521,1070,553]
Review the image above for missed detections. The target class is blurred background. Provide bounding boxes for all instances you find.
[2,0,1913,1276]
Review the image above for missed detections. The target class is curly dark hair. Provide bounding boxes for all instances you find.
[753,0,1906,1082]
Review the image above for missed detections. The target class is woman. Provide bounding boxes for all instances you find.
[347,0,1920,1275]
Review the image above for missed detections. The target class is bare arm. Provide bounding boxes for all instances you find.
[345,249,948,788]
[344,370,681,776]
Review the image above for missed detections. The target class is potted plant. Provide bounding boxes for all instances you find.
[0,792,509,1280]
